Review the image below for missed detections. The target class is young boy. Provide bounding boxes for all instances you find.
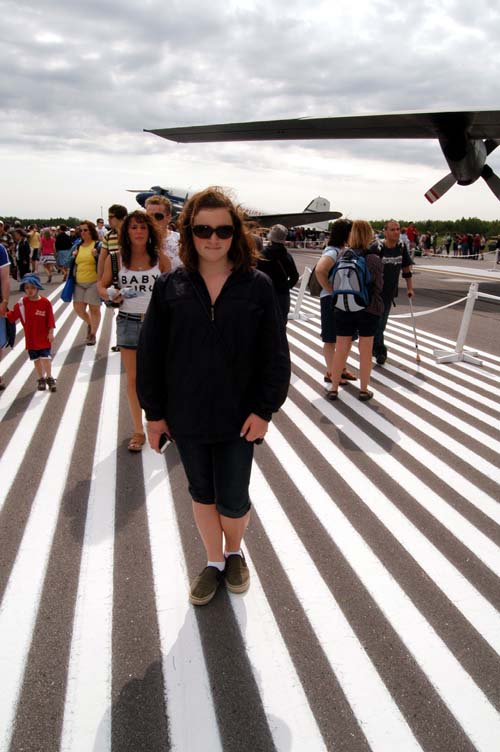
[5,273,57,391]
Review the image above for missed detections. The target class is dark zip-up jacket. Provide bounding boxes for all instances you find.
[257,242,299,293]
[137,267,291,443]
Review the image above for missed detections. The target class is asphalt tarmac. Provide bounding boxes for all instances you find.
[0,261,499,752]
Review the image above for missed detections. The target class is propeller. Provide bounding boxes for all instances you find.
[424,173,457,204]
[481,164,500,200]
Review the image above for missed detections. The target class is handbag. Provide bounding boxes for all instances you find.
[307,265,322,297]
[61,258,76,302]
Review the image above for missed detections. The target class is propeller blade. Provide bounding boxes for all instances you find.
[424,173,457,203]
[485,139,500,156]
[481,164,500,200]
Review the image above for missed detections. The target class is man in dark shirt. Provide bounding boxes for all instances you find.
[373,220,414,365]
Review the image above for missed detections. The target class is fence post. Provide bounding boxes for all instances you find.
[288,267,312,321]
[433,282,482,365]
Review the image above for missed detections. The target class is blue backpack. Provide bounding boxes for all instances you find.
[331,249,371,312]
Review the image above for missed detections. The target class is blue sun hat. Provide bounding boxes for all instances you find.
[19,273,44,291]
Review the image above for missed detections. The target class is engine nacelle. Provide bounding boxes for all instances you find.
[439,137,487,185]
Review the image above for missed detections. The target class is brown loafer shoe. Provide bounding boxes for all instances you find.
[189,566,224,605]
[225,552,250,594]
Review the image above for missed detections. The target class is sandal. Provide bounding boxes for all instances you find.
[128,431,146,452]
[323,372,332,383]
[342,369,357,381]
[359,390,374,402]
[326,390,338,401]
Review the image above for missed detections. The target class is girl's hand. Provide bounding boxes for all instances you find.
[146,419,170,452]
[240,413,269,442]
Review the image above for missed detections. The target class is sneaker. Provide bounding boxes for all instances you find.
[37,377,46,391]
[189,566,224,606]
[225,552,250,594]
[375,353,387,365]
[46,376,57,392]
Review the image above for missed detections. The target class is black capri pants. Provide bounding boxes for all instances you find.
[175,436,254,518]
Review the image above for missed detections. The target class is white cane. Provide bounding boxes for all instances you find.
[408,297,421,363]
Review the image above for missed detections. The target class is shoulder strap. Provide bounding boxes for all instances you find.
[109,251,120,285]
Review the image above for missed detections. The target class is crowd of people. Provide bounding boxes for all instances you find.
[0,194,422,607]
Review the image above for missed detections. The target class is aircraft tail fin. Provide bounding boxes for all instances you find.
[424,173,456,203]
[303,196,330,213]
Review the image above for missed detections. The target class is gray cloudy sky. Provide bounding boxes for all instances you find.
[1,0,499,220]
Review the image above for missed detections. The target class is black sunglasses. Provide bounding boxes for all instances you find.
[192,224,234,240]
[153,212,166,221]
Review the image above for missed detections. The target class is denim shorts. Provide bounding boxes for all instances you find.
[174,436,254,518]
[28,347,51,360]
[116,313,143,349]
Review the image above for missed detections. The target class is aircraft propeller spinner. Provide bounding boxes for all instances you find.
[425,138,500,203]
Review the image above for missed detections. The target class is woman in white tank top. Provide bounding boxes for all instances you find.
[98,211,171,451]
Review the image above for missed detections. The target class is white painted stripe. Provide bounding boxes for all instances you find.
[288,360,500,581]
[0,328,103,752]
[60,335,119,752]
[0,302,75,423]
[289,319,500,453]
[288,319,500,431]
[228,547,327,751]
[287,331,500,499]
[250,462,424,752]
[264,414,500,751]
[142,449,222,752]
[279,382,500,656]
[0,314,83,510]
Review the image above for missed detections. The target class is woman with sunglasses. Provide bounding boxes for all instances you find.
[137,187,290,606]
[72,220,102,345]
[98,211,170,451]
[145,195,181,271]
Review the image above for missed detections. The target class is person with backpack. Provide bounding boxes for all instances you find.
[314,218,357,386]
[326,220,383,402]
[72,220,102,345]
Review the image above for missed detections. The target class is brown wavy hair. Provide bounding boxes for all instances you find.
[118,210,160,268]
[178,186,258,272]
[80,220,99,242]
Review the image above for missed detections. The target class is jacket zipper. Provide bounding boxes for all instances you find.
[211,304,215,321]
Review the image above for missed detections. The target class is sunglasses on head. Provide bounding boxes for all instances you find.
[153,212,166,221]
[192,224,234,240]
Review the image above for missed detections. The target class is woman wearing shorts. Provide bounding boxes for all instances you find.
[326,220,383,402]
[73,220,101,346]
[136,187,290,606]
[314,218,356,387]
[98,211,170,452]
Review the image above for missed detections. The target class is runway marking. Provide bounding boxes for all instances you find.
[250,462,424,752]
[289,317,500,431]
[287,329,500,497]
[278,382,500,657]
[288,356,500,581]
[141,449,222,752]
[227,546,327,751]
[0,326,105,752]
[289,319,500,451]
[0,314,83,510]
[270,401,500,752]
[60,333,120,752]
[0,302,75,424]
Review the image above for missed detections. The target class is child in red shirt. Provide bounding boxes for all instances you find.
[5,274,57,391]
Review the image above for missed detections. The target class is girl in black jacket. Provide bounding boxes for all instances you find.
[137,187,290,606]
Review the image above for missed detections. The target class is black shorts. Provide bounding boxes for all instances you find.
[335,309,379,338]
[320,295,337,343]
[175,436,254,518]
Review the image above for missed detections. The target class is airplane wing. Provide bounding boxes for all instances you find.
[145,110,500,143]
[246,211,341,228]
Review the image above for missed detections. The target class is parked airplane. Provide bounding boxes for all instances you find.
[145,110,500,204]
[127,186,341,227]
